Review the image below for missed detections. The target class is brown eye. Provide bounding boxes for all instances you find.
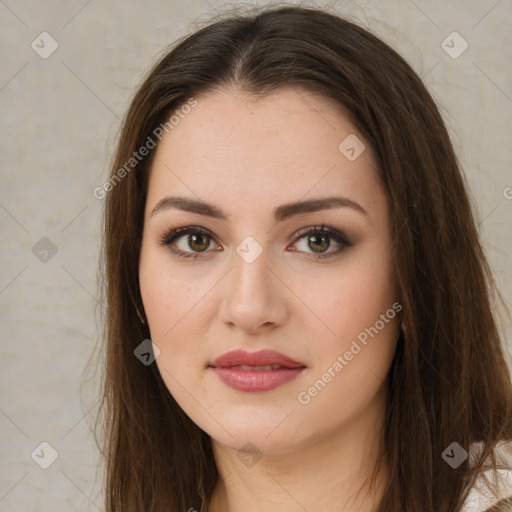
[306,233,331,253]
[159,226,218,259]
[159,224,352,261]
[292,225,352,258]
[186,233,211,252]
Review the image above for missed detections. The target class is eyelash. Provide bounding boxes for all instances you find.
[158,224,353,261]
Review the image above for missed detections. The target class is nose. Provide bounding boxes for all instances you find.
[218,244,288,334]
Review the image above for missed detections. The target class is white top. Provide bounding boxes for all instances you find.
[462,441,512,512]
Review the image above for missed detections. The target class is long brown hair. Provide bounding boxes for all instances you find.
[90,4,512,511]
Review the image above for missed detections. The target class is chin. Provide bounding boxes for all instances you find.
[202,412,306,454]
[211,430,301,455]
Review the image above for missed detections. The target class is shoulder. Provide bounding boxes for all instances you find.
[461,441,512,512]
[481,496,512,511]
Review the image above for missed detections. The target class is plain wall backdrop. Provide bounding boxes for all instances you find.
[1,0,511,509]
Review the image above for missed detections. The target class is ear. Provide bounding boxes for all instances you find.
[400,319,408,338]
[396,301,407,339]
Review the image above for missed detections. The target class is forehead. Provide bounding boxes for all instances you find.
[145,86,383,218]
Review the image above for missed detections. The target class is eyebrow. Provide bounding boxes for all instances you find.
[150,195,368,222]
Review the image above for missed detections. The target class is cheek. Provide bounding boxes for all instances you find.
[140,264,208,408]
[139,248,203,338]
[295,245,396,339]
[139,252,214,397]
[298,246,398,385]
[296,267,398,421]
[335,265,396,336]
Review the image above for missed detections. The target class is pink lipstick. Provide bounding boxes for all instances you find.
[209,349,306,392]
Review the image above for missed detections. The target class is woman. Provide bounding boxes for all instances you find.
[92,5,512,511]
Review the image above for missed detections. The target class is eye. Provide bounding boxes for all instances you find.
[291,224,352,258]
[158,226,218,260]
[158,224,352,260]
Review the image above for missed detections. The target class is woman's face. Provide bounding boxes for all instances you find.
[139,86,399,454]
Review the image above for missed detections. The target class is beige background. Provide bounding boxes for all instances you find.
[1,0,511,509]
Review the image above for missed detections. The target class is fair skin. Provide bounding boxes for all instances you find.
[139,86,400,511]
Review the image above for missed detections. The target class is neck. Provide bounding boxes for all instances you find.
[207,385,389,512]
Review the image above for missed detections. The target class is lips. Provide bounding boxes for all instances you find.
[209,349,306,392]
[209,349,306,369]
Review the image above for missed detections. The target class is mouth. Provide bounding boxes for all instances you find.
[208,349,306,392]
[209,349,306,369]
[222,364,293,370]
